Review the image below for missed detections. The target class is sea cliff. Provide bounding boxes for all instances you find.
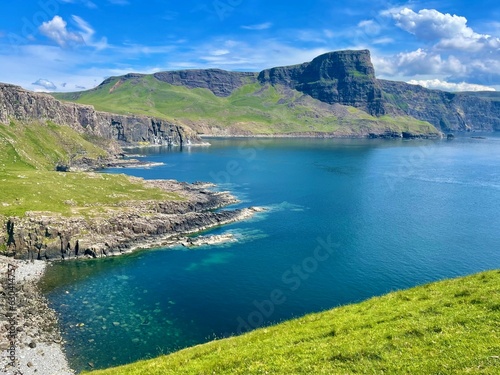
[0,83,200,148]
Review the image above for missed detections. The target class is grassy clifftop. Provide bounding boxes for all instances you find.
[87,270,500,374]
[0,120,180,219]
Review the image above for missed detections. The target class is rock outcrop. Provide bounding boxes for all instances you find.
[258,50,384,115]
[0,180,258,260]
[0,83,200,147]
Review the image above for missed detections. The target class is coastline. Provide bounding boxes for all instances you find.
[114,206,264,257]
[198,131,444,139]
[2,179,257,261]
[0,256,74,375]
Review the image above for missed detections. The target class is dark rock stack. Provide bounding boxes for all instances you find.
[258,50,384,115]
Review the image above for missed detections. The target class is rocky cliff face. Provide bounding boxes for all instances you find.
[154,69,258,97]
[0,83,200,147]
[380,80,500,132]
[258,50,384,115]
[0,180,256,260]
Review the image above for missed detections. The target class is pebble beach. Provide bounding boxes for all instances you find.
[0,256,74,375]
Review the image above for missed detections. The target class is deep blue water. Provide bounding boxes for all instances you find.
[41,136,500,372]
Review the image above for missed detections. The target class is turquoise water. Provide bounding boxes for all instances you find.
[41,136,500,372]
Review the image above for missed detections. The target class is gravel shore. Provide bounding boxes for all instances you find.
[0,256,74,375]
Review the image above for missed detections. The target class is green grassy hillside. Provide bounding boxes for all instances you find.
[87,270,500,374]
[0,120,110,170]
[54,75,438,136]
[0,120,180,219]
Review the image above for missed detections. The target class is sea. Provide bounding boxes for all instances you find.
[40,135,500,372]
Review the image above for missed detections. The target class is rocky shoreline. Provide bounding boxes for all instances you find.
[198,131,443,139]
[1,179,260,261]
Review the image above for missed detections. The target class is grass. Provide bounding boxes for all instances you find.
[0,170,180,217]
[87,270,500,374]
[0,120,108,170]
[53,75,440,136]
[0,120,182,218]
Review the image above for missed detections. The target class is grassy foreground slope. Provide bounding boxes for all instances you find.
[88,270,500,374]
[54,75,438,136]
[0,120,180,219]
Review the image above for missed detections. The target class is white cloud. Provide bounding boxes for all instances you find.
[371,55,397,76]
[59,0,97,9]
[396,49,440,75]
[392,8,472,40]
[372,37,394,45]
[323,29,334,39]
[32,78,57,90]
[390,8,500,52]
[241,22,272,31]
[38,15,108,50]
[370,7,500,86]
[357,20,381,35]
[71,15,108,50]
[294,29,330,44]
[210,49,230,56]
[407,79,496,92]
[39,16,84,48]
[371,48,474,83]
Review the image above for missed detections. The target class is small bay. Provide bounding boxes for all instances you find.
[41,136,500,372]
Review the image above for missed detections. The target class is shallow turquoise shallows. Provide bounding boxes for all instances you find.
[41,136,500,372]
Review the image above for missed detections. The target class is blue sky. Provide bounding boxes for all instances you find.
[1,0,500,92]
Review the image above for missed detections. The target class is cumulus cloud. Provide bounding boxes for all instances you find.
[372,7,500,87]
[407,79,496,92]
[241,22,272,30]
[390,8,500,52]
[395,49,465,76]
[32,78,57,90]
[39,15,108,50]
[39,16,84,48]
